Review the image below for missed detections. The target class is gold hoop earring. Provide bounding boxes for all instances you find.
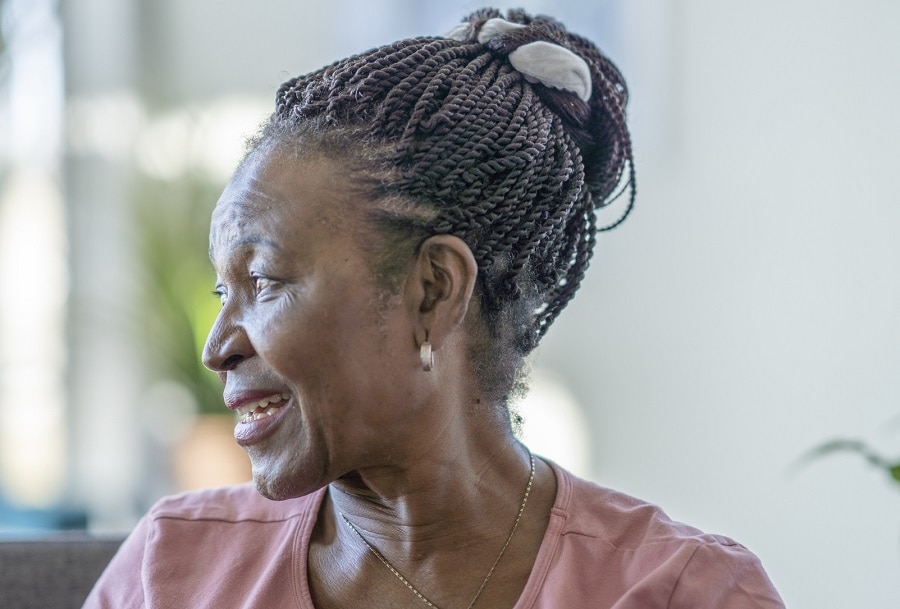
[420,342,434,372]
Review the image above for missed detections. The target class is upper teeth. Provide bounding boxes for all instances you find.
[236,393,290,416]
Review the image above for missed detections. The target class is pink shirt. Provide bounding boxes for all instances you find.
[84,462,783,608]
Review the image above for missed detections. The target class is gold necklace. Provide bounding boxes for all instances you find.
[339,450,536,609]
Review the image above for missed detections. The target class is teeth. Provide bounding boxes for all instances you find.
[236,393,290,421]
[238,406,282,424]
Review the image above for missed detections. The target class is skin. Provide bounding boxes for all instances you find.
[203,146,557,608]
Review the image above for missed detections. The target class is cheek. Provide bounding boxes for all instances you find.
[246,291,346,370]
[245,274,399,386]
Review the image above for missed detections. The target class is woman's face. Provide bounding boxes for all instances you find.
[203,148,422,500]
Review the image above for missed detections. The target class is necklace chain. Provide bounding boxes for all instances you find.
[339,449,536,609]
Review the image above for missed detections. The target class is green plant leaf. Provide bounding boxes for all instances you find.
[801,438,900,489]
[891,464,900,483]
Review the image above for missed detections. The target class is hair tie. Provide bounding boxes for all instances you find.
[445,17,592,102]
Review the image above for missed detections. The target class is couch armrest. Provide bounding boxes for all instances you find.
[0,535,123,609]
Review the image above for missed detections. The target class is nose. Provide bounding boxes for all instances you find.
[202,306,255,373]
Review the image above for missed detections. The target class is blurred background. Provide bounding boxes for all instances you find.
[1,0,898,606]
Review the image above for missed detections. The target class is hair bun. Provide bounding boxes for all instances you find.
[448,9,633,225]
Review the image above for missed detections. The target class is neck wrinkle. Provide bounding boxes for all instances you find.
[328,438,531,556]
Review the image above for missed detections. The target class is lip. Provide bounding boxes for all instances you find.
[224,390,288,412]
[233,396,293,446]
[223,389,294,447]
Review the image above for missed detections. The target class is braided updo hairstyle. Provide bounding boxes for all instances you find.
[252,8,634,405]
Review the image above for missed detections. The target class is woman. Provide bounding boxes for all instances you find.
[85,8,783,609]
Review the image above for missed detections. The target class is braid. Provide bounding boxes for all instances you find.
[256,9,635,402]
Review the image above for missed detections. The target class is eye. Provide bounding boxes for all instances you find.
[252,274,281,297]
[212,286,227,306]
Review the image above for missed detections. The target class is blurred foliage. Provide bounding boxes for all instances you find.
[802,438,900,489]
[133,171,226,415]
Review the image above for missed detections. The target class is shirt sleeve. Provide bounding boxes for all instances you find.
[668,538,784,609]
[81,515,150,609]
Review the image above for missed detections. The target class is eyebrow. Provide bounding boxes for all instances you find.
[208,236,281,260]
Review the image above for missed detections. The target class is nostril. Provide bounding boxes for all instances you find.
[221,354,244,370]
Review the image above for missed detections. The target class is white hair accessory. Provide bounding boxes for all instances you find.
[508,41,592,102]
[476,17,526,43]
[444,17,592,102]
[444,23,472,42]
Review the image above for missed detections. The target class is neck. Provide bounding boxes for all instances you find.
[307,404,556,609]
[329,422,530,553]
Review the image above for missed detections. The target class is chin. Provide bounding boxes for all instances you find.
[250,472,295,501]
[249,457,325,501]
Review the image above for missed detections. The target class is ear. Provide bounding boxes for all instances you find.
[405,235,478,351]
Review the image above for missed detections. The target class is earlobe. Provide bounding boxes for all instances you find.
[410,235,478,352]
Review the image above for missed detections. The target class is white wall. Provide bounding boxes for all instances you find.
[539,2,900,607]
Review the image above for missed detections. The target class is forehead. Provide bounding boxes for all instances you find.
[210,150,352,255]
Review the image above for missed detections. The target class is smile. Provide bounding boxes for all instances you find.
[236,393,290,424]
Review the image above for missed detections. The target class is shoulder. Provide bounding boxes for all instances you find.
[554,464,727,548]
[147,482,321,525]
[534,463,784,608]
[83,484,326,608]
